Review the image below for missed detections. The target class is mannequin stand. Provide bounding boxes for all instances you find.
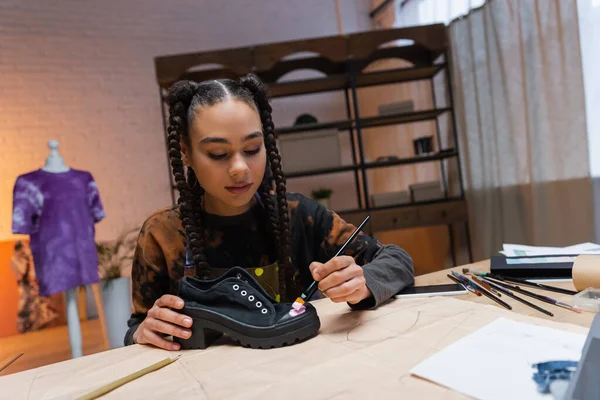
[65,288,82,358]
[65,284,109,358]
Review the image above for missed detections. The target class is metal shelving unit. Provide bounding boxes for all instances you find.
[154,23,473,264]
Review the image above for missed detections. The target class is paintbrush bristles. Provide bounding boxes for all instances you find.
[463,268,485,276]
[293,298,305,307]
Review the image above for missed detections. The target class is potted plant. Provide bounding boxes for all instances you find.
[311,188,333,209]
[96,226,139,349]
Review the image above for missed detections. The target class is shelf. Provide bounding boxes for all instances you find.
[276,107,450,135]
[358,108,451,129]
[285,150,457,179]
[338,196,464,215]
[337,198,468,232]
[355,64,445,88]
[364,150,457,169]
[277,120,351,135]
[285,165,357,179]
[269,64,445,98]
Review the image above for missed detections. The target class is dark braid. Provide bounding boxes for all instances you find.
[166,82,210,278]
[166,74,297,299]
[240,74,296,300]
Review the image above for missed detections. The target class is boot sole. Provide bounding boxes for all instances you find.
[174,307,321,350]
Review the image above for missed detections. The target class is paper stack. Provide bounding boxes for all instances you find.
[499,242,600,257]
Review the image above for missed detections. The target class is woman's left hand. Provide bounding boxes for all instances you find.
[309,256,372,304]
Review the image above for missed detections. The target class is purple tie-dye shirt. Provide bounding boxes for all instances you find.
[12,169,105,297]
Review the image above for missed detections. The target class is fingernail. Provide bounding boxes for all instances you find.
[177,300,184,308]
[183,330,191,338]
[183,318,192,326]
[172,343,180,351]
[313,270,320,281]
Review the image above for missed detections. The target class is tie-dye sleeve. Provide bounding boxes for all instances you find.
[12,176,43,235]
[86,174,105,223]
[124,220,170,345]
[309,197,414,309]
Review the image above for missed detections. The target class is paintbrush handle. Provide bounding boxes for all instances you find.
[468,279,513,310]
[333,216,371,258]
[77,357,178,400]
[486,278,553,303]
[452,271,512,310]
[301,215,371,301]
[499,276,578,296]
[482,278,554,317]
[486,278,581,312]
[447,274,479,295]
[0,353,23,373]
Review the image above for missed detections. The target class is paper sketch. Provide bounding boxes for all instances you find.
[410,317,587,400]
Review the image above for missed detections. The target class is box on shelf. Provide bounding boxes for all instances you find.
[377,100,414,116]
[409,181,444,202]
[277,129,342,174]
[371,190,411,207]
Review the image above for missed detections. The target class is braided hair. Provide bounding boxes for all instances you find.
[165,74,297,301]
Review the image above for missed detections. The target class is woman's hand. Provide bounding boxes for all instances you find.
[132,295,192,351]
[309,256,372,304]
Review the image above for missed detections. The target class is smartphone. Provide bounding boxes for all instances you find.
[395,283,468,298]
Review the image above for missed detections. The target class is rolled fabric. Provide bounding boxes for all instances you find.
[572,255,600,291]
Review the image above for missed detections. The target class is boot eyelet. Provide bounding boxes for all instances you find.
[261,308,268,314]
[256,301,262,307]
[233,284,240,290]
[236,273,242,279]
[241,290,247,296]
[248,295,255,301]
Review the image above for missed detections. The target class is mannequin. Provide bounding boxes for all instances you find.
[39,141,82,355]
[42,140,71,173]
[11,140,108,358]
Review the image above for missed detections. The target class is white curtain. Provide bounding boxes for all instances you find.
[394,0,486,28]
[577,0,600,242]
[394,0,595,260]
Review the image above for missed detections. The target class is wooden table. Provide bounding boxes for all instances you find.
[0,260,594,399]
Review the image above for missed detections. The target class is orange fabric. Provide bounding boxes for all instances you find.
[0,237,22,338]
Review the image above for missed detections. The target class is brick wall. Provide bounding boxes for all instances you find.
[0,0,371,241]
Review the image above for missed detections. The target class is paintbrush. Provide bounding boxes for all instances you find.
[473,276,554,317]
[76,356,180,400]
[481,277,582,313]
[447,274,481,296]
[0,353,23,373]
[470,275,502,297]
[463,268,578,296]
[450,271,512,310]
[291,215,370,311]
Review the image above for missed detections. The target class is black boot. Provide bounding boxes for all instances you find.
[174,266,320,349]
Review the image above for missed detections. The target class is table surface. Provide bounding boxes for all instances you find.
[0,260,595,399]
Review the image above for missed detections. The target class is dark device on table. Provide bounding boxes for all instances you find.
[395,283,468,298]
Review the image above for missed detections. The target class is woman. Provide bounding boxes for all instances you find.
[125,74,414,350]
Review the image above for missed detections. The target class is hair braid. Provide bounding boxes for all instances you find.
[258,180,280,244]
[166,82,210,278]
[239,74,297,301]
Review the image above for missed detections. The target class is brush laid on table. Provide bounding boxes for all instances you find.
[480,277,582,314]
[0,353,23,373]
[471,276,554,317]
[77,356,180,400]
[450,271,512,310]
[463,268,578,296]
[291,215,371,313]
